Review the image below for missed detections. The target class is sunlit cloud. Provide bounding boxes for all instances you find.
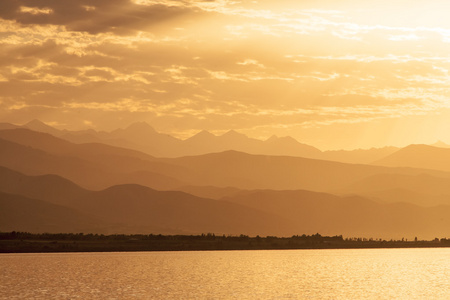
[6,102,29,110]
[19,6,53,15]
[237,59,265,68]
[2,0,450,149]
[82,6,96,12]
[64,99,150,113]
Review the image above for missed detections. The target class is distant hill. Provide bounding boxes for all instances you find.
[0,128,155,161]
[23,119,61,136]
[2,128,450,194]
[0,169,294,236]
[223,189,450,239]
[0,166,88,206]
[175,185,244,200]
[0,129,190,184]
[431,140,450,148]
[264,135,322,158]
[0,123,19,130]
[374,144,450,172]
[69,184,293,236]
[339,173,450,207]
[322,147,399,164]
[350,188,450,208]
[164,150,450,191]
[1,166,449,238]
[0,192,104,233]
[0,137,186,190]
[343,173,450,197]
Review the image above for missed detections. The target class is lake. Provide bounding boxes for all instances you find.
[1,248,449,299]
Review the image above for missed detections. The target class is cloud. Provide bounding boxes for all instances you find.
[0,0,204,34]
[2,0,450,148]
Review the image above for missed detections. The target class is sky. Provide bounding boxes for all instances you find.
[2,0,450,150]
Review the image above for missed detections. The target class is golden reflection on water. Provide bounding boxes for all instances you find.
[0,248,449,299]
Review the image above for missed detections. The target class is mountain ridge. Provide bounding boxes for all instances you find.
[0,169,294,236]
[374,144,450,172]
[2,167,449,238]
[7,120,447,165]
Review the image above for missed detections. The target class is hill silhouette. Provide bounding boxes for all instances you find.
[350,188,450,208]
[70,184,293,236]
[0,168,294,236]
[322,147,399,164]
[0,166,88,206]
[1,163,450,238]
[23,119,61,136]
[175,185,244,200]
[3,128,450,194]
[0,192,104,233]
[0,123,19,130]
[164,150,450,191]
[0,137,186,190]
[223,189,450,239]
[0,128,156,162]
[374,144,450,172]
[341,173,450,206]
[431,140,450,148]
[0,128,198,187]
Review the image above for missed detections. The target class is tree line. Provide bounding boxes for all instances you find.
[1,231,449,253]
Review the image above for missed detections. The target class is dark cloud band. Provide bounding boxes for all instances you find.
[0,0,202,34]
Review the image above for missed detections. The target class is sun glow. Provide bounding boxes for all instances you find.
[1,0,450,149]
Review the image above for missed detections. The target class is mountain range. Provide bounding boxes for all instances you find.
[1,121,450,239]
[1,166,450,238]
[2,120,403,163]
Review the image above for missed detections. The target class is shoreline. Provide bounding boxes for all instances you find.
[1,232,449,253]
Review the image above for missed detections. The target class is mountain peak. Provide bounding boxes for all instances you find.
[197,130,215,137]
[23,119,61,136]
[25,119,52,128]
[431,140,450,148]
[266,135,301,144]
[266,135,279,142]
[184,130,216,143]
[276,136,298,143]
[125,122,156,133]
[191,130,215,138]
[265,134,309,146]
[221,130,247,138]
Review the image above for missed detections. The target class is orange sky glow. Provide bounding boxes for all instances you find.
[2,0,450,150]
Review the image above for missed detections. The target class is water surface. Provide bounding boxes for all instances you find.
[1,248,449,299]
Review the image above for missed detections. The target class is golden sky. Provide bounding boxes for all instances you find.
[2,0,450,150]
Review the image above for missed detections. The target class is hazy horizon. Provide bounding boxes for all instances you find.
[2,125,450,239]
[6,118,450,152]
